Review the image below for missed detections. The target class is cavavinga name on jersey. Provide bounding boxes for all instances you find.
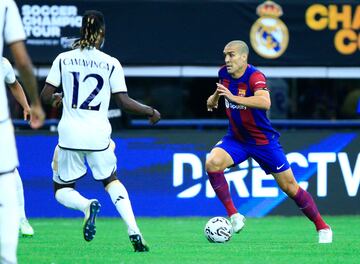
[62,58,110,70]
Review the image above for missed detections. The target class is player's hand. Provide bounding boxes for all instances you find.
[52,93,63,108]
[23,106,31,121]
[216,83,235,102]
[207,94,218,111]
[148,108,161,125]
[29,103,45,129]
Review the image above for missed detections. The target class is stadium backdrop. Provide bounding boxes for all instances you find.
[9,0,360,66]
[10,0,360,217]
[16,130,360,218]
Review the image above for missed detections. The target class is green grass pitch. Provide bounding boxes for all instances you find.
[18,216,360,264]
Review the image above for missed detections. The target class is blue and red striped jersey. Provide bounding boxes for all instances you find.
[219,64,279,145]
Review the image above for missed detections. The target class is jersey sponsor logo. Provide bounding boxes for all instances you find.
[250,1,289,59]
[225,98,246,110]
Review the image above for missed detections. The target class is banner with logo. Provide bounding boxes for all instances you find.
[16,130,360,218]
[9,0,360,66]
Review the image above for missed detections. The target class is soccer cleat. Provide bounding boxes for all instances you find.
[230,213,246,233]
[318,227,333,243]
[20,218,34,237]
[129,234,150,252]
[83,200,101,242]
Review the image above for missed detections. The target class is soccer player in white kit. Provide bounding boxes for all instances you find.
[2,57,35,237]
[41,10,160,252]
[0,1,45,263]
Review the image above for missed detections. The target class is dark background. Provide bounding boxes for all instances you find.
[11,0,360,66]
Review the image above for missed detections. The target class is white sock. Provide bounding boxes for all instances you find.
[14,169,26,220]
[106,180,140,235]
[0,172,19,264]
[55,187,90,214]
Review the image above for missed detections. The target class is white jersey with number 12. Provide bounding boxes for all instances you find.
[46,47,127,150]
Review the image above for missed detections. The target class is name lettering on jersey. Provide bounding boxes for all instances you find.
[63,58,110,71]
[225,98,247,110]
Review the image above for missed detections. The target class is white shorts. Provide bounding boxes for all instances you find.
[52,141,117,184]
[0,119,19,174]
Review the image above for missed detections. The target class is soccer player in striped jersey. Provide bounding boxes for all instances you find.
[206,40,332,243]
[41,10,160,252]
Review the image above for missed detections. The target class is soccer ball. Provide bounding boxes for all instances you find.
[204,216,233,243]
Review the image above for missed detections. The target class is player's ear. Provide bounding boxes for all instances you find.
[241,53,248,62]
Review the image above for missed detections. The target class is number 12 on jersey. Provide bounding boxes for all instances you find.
[70,71,104,111]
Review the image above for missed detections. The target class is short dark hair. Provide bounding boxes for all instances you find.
[73,10,105,50]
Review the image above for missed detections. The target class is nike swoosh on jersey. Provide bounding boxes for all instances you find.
[276,164,285,170]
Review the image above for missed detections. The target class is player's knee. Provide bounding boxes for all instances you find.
[102,171,118,188]
[287,183,299,197]
[54,185,75,204]
[280,180,298,197]
[53,182,75,195]
[205,156,225,172]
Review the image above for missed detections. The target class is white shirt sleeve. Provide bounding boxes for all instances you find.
[110,58,128,93]
[4,0,26,44]
[46,55,62,87]
[2,57,16,84]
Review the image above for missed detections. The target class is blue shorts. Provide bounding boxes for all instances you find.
[214,135,290,174]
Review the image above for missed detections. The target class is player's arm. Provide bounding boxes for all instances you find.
[8,41,45,128]
[8,80,31,120]
[207,73,223,111]
[207,88,221,112]
[216,71,271,110]
[40,83,63,108]
[113,92,161,125]
[110,59,160,125]
[41,55,63,108]
[217,83,270,110]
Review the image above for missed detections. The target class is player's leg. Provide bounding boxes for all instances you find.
[272,169,332,243]
[88,141,148,252]
[0,121,20,263]
[14,169,34,237]
[102,173,149,252]
[206,148,237,216]
[252,141,332,243]
[52,146,100,242]
[205,137,247,233]
[0,171,20,264]
[54,182,100,242]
